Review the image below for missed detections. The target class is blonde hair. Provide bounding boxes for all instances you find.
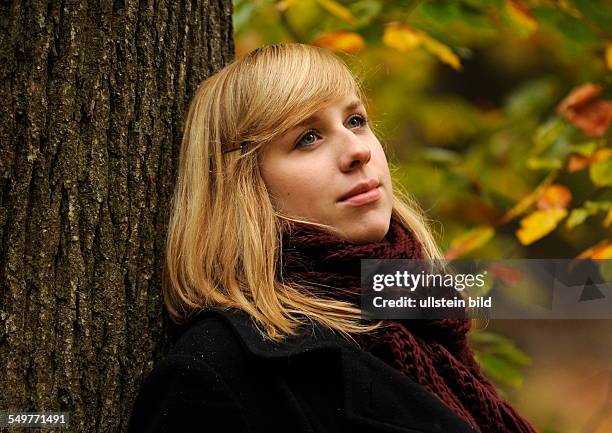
[164,43,445,342]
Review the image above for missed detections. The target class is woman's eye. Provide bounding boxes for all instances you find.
[296,130,318,148]
[348,114,367,128]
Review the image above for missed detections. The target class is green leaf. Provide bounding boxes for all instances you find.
[418,1,462,25]
[469,331,531,366]
[526,157,563,170]
[590,159,612,187]
[566,201,612,229]
[505,78,558,120]
[532,117,568,156]
[461,0,504,10]
[534,5,598,45]
[569,140,603,157]
[233,0,257,34]
[572,0,612,32]
[601,260,612,283]
[349,0,383,28]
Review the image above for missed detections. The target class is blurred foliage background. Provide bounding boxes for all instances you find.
[232,1,612,432]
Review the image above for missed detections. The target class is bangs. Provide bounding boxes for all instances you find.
[233,44,365,148]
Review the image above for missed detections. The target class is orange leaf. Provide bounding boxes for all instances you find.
[567,148,612,172]
[516,208,567,245]
[557,83,612,137]
[445,226,495,259]
[576,240,612,259]
[595,148,612,162]
[606,42,612,71]
[536,184,572,210]
[311,31,365,53]
[567,153,592,172]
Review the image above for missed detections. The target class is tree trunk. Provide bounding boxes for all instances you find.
[0,1,234,431]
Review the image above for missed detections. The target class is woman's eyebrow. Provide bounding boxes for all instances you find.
[292,99,364,130]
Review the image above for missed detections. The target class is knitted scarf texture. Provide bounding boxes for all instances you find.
[281,218,538,433]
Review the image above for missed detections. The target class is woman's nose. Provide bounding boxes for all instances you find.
[339,131,371,172]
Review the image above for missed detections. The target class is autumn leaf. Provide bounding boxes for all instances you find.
[516,208,567,245]
[556,83,612,137]
[536,184,572,210]
[505,0,538,38]
[604,209,612,227]
[498,171,558,225]
[567,148,612,172]
[383,22,421,51]
[421,34,462,71]
[383,23,462,70]
[606,42,612,70]
[311,30,365,53]
[567,154,591,172]
[445,226,495,259]
[576,240,612,259]
[275,0,300,12]
[316,0,355,24]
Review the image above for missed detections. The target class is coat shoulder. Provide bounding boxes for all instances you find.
[168,311,256,380]
[127,315,252,433]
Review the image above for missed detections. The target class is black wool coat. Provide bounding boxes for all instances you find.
[127,308,478,433]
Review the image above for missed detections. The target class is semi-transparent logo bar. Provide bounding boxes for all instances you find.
[360,259,611,319]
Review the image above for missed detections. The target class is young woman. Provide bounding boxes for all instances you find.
[127,43,537,433]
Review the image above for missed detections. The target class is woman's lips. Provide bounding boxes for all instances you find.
[339,186,382,206]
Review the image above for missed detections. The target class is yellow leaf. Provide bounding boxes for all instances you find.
[445,226,495,259]
[505,0,538,38]
[383,23,461,70]
[382,22,422,51]
[310,31,365,53]
[498,170,558,224]
[316,0,355,23]
[606,43,612,71]
[421,34,462,70]
[275,0,301,12]
[604,209,612,228]
[516,209,567,245]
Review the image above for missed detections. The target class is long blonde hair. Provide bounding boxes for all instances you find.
[164,43,445,342]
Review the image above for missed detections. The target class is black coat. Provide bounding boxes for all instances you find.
[127,308,478,433]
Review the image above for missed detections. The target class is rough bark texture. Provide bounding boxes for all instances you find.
[0,1,234,431]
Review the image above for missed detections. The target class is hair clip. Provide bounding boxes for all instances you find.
[221,142,245,155]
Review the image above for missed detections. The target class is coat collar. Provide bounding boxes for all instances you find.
[191,308,478,433]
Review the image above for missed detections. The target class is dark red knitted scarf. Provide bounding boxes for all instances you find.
[281,218,538,433]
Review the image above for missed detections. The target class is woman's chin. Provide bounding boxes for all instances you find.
[338,217,391,244]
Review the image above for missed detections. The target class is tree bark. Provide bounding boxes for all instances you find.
[0,1,234,431]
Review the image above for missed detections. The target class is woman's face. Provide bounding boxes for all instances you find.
[259,93,394,244]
